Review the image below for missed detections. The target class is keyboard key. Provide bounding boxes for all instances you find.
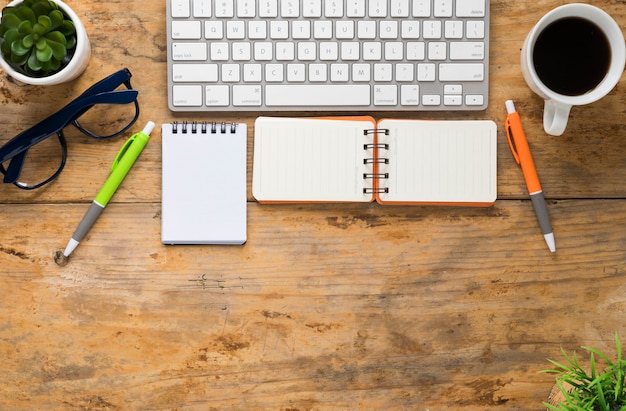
[172,43,207,60]
[374,85,397,105]
[281,0,300,17]
[456,0,485,17]
[346,0,366,17]
[465,94,484,105]
[171,0,191,17]
[171,21,201,39]
[400,85,419,105]
[412,0,430,17]
[303,0,323,16]
[325,0,344,17]
[206,85,230,106]
[259,0,278,17]
[439,63,484,81]
[215,0,234,17]
[233,85,263,105]
[193,0,211,17]
[266,85,370,106]
[449,42,484,60]
[172,63,218,82]
[173,85,202,106]
[434,0,452,17]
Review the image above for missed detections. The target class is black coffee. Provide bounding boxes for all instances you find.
[533,17,611,96]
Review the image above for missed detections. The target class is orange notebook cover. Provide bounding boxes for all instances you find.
[252,116,497,206]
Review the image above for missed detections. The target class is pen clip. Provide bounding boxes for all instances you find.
[111,134,136,172]
[505,117,521,164]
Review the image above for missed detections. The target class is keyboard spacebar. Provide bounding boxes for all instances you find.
[266,85,371,106]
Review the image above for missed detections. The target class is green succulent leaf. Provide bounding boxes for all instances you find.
[26,50,41,70]
[44,30,66,46]
[37,14,51,31]
[1,12,21,31]
[11,38,31,56]
[48,9,63,29]
[45,37,66,60]
[10,49,29,66]
[30,1,53,17]
[22,33,34,48]
[35,43,52,62]
[59,20,74,37]
[17,19,33,34]
[16,6,36,24]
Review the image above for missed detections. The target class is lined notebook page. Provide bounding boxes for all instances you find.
[378,119,497,204]
[253,117,374,202]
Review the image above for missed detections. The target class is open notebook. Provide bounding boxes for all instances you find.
[252,117,497,206]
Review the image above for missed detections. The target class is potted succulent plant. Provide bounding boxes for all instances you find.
[0,0,90,85]
[542,333,626,411]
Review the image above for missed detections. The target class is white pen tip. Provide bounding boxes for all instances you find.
[142,121,156,136]
[63,238,80,257]
[505,100,516,114]
[544,233,556,253]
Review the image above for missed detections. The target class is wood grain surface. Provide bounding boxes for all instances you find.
[1,0,625,409]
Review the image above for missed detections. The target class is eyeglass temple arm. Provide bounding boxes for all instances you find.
[3,150,27,183]
[75,68,133,97]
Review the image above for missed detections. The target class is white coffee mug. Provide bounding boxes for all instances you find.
[521,4,625,136]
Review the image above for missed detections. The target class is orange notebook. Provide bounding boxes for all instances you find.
[252,116,497,206]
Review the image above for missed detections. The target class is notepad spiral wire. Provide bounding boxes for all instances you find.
[363,128,390,195]
[171,121,238,134]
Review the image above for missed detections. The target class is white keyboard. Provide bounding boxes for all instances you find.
[166,0,490,111]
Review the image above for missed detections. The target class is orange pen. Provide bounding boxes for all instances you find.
[505,100,555,252]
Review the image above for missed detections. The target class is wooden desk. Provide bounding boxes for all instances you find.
[1,1,624,409]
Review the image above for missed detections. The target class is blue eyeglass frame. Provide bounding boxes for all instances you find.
[0,68,140,190]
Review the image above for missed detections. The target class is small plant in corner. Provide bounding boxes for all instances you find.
[0,0,76,77]
[541,332,626,411]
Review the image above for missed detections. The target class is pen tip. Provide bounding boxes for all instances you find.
[544,233,556,253]
[505,100,516,114]
[142,121,156,136]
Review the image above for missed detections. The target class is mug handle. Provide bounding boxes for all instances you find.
[543,100,571,136]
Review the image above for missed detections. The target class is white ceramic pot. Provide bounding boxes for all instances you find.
[0,0,91,85]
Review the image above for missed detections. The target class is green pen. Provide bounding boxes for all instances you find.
[63,121,155,257]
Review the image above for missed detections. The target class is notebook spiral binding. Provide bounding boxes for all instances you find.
[171,121,238,134]
[363,128,390,194]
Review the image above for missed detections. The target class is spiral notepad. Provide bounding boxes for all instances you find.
[252,117,497,206]
[162,122,246,244]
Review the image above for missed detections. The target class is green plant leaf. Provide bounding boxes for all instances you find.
[10,49,29,66]
[22,33,34,48]
[37,14,51,31]
[31,0,53,17]
[48,9,63,29]
[45,37,66,60]
[35,43,52,62]
[59,20,75,37]
[44,30,66,46]
[11,39,31,56]
[1,12,22,31]
[26,50,42,70]
[16,6,36,24]
[17,19,33,35]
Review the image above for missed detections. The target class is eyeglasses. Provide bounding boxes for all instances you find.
[0,68,140,190]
